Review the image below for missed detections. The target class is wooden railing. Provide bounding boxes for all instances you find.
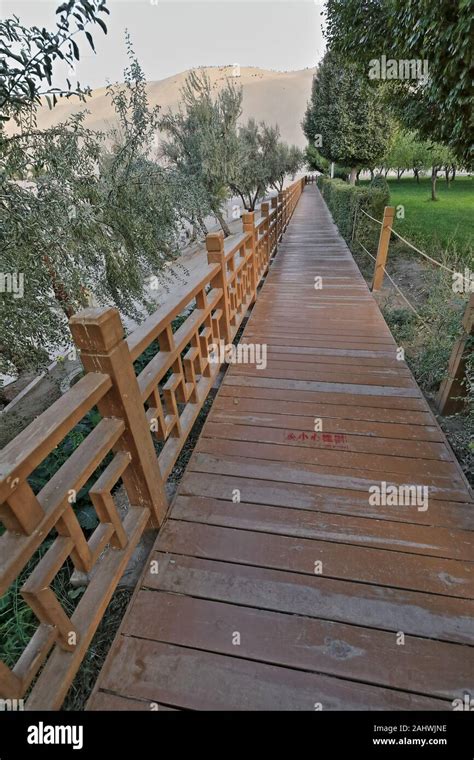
[0,177,305,709]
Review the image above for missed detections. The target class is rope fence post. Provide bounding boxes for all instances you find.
[371,206,395,291]
[436,294,474,415]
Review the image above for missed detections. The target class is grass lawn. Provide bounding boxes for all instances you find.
[362,175,473,262]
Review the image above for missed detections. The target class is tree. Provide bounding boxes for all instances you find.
[268,142,305,192]
[426,142,456,200]
[0,44,201,376]
[230,119,276,211]
[303,50,390,184]
[411,137,432,183]
[324,0,472,165]
[383,129,416,180]
[160,71,242,235]
[230,120,304,209]
[305,144,329,174]
[0,0,109,128]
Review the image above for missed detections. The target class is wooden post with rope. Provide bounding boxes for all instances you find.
[372,206,395,291]
[436,294,474,415]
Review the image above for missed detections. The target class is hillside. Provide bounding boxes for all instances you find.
[30,65,316,148]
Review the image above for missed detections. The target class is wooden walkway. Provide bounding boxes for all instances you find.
[88,185,474,711]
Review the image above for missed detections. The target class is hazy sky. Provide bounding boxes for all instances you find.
[4,0,326,89]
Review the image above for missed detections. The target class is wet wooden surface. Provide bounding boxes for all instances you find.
[88,185,474,711]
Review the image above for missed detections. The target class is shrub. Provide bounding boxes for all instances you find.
[333,165,350,181]
[317,175,389,250]
[370,175,390,194]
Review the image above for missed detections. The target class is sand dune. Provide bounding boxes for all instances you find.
[30,65,316,148]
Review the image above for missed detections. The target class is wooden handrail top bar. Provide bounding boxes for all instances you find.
[0,372,112,496]
[126,262,221,362]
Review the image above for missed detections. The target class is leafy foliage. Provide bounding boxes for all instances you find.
[305,144,329,174]
[0,40,203,375]
[303,50,390,181]
[317,175,389,250]
[0,0,109,127]
[160,70,242,235]
[230,119,304,210]
[324,0,473,164]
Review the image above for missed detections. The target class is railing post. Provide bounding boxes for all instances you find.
[261,202,270,269]
[241,211,258,300]
[271,196,278,257]
[372,206,395,291]
[436,294,474,415]
[206,231,232,344]
[277,191,283,240]
[69,307,167,528]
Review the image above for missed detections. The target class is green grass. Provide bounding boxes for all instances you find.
[361,176,473,262]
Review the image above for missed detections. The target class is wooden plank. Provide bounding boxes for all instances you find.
[88,692,178,711]
[123,589,473,700]
[224,375,427,409]
[195,439,462,483]
[229,363,416,388]
[158,520,474,599]
[211,401,443,440]
[216,388,433,424]
[145,553,474,644]
[179,471,474,529]
[96,635,447,710]
[171,495,474,561]
[202,421,450,460]
[190,451,468,501]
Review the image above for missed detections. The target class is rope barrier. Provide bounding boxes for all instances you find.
[354,236,433,330]
[359,208,383,226]
[386,227,459,277]
[359,207,460,278]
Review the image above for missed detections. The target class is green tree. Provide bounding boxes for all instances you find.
[230,120,304,209]
[411,136,432,183]
[383,129,416,180]
[0,0,109,127]
[268,142,305,192]
[0,44,200,376]
[303,50,390,184]
[230,119,275,211]
[324,0,473,164]
[426,141,456,200]
[160,71,242,235]
[305,144,329,174]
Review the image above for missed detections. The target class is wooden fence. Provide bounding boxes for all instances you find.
[0,178,304,709]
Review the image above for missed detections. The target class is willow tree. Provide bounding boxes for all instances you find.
[0,37,202,376]
[303,50,390,184]
[160,71,242,235]
[230,120,304,210]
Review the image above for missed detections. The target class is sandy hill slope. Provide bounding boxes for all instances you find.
[31,65,316,148]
